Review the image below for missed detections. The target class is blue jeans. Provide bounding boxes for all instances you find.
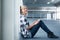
[30,20,52,37]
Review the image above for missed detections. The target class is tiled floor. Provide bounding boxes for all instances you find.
[20,19,60,40]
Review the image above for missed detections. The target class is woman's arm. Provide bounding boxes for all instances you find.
[27,19,40,30]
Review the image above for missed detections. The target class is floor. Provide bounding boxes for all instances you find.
[20,19,60,40]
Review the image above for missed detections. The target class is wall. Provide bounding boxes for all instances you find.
[2,0,23,40]
[2,0,14,40]
[14,0,23,40]
[14,0,20,40]
[0,0,1,40]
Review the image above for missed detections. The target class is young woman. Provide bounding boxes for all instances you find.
[20,5,59,38]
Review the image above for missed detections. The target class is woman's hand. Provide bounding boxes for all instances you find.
[26,19,40,30]
[26,27,29,30]
[33,19,40,25]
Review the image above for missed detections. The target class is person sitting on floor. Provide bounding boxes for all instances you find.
[20,5,59,38]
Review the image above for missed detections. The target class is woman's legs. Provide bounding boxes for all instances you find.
[39,20,52,34]
[39,20,59,38]
[30,20,52,37]
[30,23,40,37]
[30,20,58,38]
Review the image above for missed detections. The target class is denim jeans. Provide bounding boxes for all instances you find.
[30,20,52,37]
